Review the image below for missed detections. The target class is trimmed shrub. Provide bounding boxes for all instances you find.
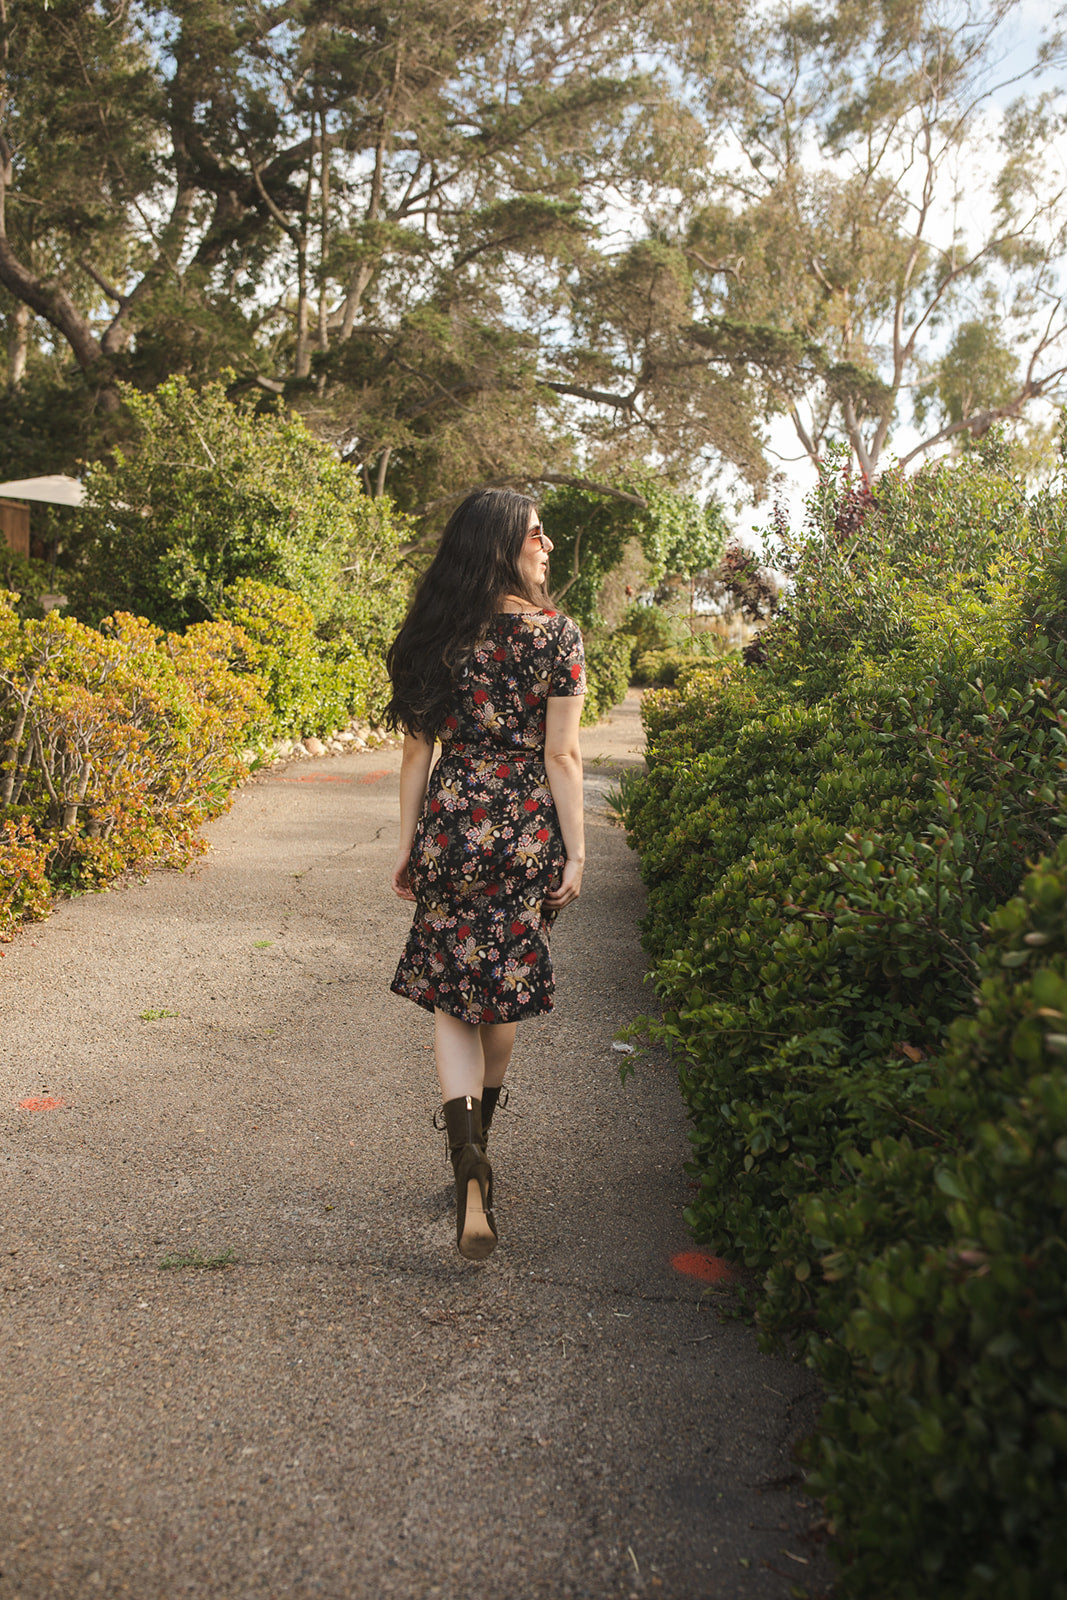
[582,633,632,724]
[631,645,722,685]
[627,452,1067,1267]
[772,846,1067,1597]
[0,591,267,919]
[619,445,1067,1592]
[218,580,388,737]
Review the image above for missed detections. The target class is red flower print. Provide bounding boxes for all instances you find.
[390,609,584,1027]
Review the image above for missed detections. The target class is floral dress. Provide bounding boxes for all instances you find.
[391,610,586,1025]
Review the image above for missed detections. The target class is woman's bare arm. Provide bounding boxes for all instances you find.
[392,730,435,901]
[543,694,585,907]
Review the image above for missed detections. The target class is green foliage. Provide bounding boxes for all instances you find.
[0,589,266,927]
[70,377,408,648]
[218,580,388,737]
[0,546,54,618]
[543,481,727,627]
[677,5,1067,477]
[772,846,1067,1597]
[620,451,1067,1592]
[630,645,727,685]
[614,600,676,662]
[916,320,1021,431]
[581,633,632,725]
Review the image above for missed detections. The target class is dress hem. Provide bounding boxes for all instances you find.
[390,978,555,1025]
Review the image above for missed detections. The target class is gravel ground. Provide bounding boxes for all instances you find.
[0,691,831,1600]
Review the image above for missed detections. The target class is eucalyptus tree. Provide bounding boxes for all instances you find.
[675,0,1067,474]
[0,0,773,514]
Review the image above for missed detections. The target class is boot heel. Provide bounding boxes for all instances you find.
[442,1095,498,1260]
[461,1174,497,1260]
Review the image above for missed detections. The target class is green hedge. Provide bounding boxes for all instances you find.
[582,633,632,724]
[218,579,387,737]
[789,849,1067,1597]
[621,445,1067,1594]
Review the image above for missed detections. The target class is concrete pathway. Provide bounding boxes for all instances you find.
[0,692,829,1600]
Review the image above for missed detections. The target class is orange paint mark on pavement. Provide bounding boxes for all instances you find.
[18,1096,66,1111]
[274,768,391,786]
[276,774,355,784]
[671,1249,736,1284]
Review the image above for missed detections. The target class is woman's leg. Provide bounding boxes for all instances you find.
[480,1021,517,1088]
[434,1012,517,1098]
[433,1009,485,1102]
[434,1009,497,1259]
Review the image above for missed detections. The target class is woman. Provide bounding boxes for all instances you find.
[386,488,586,1261]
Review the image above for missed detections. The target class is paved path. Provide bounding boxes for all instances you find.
[0,692,828,1600]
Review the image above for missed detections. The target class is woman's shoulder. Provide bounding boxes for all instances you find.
[546,610,583,648]
[517,608,582,638]
[490,609,583,654]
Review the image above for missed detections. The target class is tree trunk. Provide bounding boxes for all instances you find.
[7,299,27,385]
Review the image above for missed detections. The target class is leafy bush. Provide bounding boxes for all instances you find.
[0,590,266,921]
[0,546,55,618]
[582,632,632,724]
[620,446,1067,1591]
[66,376,409,651]
[770,846,1067,1597]
[0,817,52,929]
[630,645,727,685]
[218,580,388,737]
[615,600,676,663]
[627,453,1067,1267]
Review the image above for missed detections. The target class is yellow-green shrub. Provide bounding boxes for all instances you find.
[0,592,267,920]
[218,579,387,737]
[0,818,52,930]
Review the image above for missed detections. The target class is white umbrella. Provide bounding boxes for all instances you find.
[0,474,85,506]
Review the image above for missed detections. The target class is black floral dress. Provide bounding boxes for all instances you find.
[391,610,586,1025]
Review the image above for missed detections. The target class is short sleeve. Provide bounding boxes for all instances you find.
[550,617,586,696]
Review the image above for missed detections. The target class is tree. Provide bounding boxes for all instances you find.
[675,0,1067,474]
[0,0,767,513]
[539,478,728,626]
[69,376,408,644]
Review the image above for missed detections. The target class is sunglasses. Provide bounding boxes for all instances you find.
[528,522,552,550]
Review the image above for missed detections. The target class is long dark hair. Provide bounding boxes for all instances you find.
[385,487,548,737]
